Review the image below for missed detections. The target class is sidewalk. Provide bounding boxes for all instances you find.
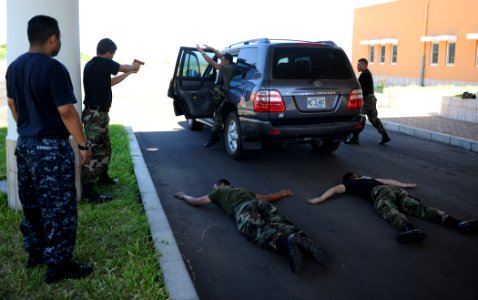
[376,98,478,153]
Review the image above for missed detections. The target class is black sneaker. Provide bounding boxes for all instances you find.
[45,260,93,284]
[82,191,113,203]
[26,252,43,268]
[204,135,220,148]
[287,233,304,274]
[457,219,478,233]
[344,138,359,145]
[396,229,426,244]
[298,236,330,267]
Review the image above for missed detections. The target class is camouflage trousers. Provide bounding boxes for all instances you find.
[234,200,300,252]
[82,108,112,186]
[372,185,449,230]
[16,136,77,265]
[210,86,226,135]
[362,94,387,135]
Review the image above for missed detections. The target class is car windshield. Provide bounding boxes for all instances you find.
[273,46,353,80]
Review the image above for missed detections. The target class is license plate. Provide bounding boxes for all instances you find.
[307,96,326,109]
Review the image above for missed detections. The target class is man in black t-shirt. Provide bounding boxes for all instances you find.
[81,38,142,203]
[345,58,390,145]
[6,15,93,284]
[308,172,478,244]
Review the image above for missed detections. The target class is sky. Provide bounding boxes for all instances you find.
[0,0,395,63]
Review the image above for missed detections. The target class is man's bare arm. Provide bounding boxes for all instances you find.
[57,103,91,165]
[7,97,17,122]
[376,178,417,188]
[308,184,346,205]
[174,191,211,206]
[255,190,294,202]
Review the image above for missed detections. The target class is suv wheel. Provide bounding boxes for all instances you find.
[186,118,203,131]
[225,112,246,160]
[311,139,341,154]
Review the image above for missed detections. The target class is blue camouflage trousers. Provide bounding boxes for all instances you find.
[372,185,448,230]
[234,200,300,251]
[16,136,77,265]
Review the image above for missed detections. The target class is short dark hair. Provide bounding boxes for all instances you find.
[96,38,117,55]
[358,58,369,66]
[215,179,231,186]
[342,172,356,182]
[27,15,60,46]
[223,53,233,63]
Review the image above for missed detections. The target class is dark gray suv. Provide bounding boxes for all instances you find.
[168,38,365,159]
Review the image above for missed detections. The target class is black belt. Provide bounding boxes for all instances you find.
[85,105,110,112]
[35,133,70,139]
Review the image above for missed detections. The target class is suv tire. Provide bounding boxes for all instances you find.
[187,118,203,131]
[225,112,247,160]
[310,139,341,154]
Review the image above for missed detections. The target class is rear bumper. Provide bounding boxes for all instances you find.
[239,115,366,142]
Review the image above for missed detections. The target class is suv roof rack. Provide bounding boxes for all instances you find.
[226,38,336,48]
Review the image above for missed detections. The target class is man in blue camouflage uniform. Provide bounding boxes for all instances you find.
[6,15,93,284]
[81,38,141,202]
[175,179,330,274]
[309,172,478,244]
[196,44,235,148]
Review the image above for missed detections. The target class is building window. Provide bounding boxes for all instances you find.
[391,44,398,64]
[446,42,456,66]
[380,45,385,64]
[369,46,375,63]
[431,43,439,65]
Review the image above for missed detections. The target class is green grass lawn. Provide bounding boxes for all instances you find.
[0,125,168,299]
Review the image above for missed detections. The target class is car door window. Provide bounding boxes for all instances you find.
[179,50,215,79]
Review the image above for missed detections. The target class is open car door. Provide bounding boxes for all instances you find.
[167,46,217,119]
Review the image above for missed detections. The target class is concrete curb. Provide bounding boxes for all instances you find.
[126,126,199,300]
[381,121,478,154]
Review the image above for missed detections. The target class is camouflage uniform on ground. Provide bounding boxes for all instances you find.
[234,200,300,251]
[16,137,78,265]
[209,186,302,252]
[81,107,111,187]
[372,185,449,230]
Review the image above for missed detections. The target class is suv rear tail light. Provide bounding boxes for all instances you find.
[347,89,363,110]
[253,90,285,112]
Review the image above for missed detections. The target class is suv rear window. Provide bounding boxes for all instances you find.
[273,47,353,80]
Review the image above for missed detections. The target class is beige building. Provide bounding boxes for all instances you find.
[352,0,478,86]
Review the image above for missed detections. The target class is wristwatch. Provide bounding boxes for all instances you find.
[78,140,92,151]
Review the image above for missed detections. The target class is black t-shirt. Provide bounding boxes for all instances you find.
[358,68,374,97]
[83,56,120,108]
[343,177,382,201]
[6,52,76,138]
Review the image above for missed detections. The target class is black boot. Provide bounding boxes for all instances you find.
[379,132,391,145]
[45,260,93,284]
[396,223,425,244]
[204,133,220,148]
[344,133,360,145]
[82,183,113,203]
[98,172,117,186]
[286,233,305,274]
[297,234,330,267]
[456,219,478,233]
[26,251,44,268]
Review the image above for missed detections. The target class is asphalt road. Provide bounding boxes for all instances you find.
[134,115,478,300]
